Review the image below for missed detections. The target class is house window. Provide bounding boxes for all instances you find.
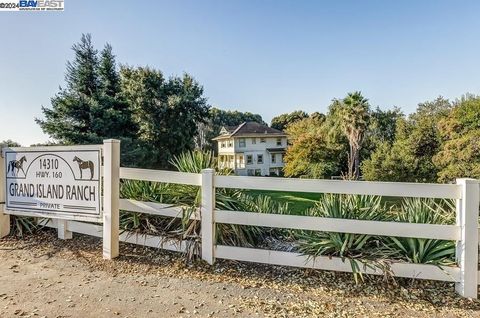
[281,153,285,162]
[221,141,226,148]
[252,138,256,144]
[228,139,233,147]
[271,154,276,163]
[239,138,246,148]
[260,138,266,143]
[257,154,263,164]
[239,155,244,164]
[246,155,253,165]
[276,138,282,146]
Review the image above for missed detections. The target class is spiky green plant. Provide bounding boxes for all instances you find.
[170,150,216,173]
[297,194,387,256]
[120,150,291,260]
[296,194,389,282]
[215,192,289,247]
[383,198,456,265]
[10,215,43,237]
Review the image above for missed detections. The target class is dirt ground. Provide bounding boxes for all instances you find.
[1,231,480,318]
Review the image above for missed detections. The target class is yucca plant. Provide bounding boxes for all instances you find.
[120,150,294,259]
[120,179,202,261]
[296,194,390,282]
[10,215,42,237]
[383,198,456,265]
[170,150,216,174]
[170,150,291,248]
[215,191,289,247]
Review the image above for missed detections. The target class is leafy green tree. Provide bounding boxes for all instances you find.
[0,140,21,148]
[36,34,136,161]
[120,66,209,168]
[433,95,480,181]
[310,112,326,121]
[284,116,347,178]
[30,141,58,147]
[362,97,451,182]
[361,107,404,166]
[332,92,370,180]
[366,107,403,147]
[270,110,309,131]
[209,107,264,127]
[362,119,419,182]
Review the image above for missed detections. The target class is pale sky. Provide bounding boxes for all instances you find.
[1,0,480,145]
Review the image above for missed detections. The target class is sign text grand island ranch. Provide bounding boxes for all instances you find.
[4,146,101,221]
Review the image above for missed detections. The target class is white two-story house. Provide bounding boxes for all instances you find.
[213,122,288,176]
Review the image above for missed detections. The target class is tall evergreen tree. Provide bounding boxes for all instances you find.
[65,33,99,96]
[98,44,120,97]
[37,34,99,143]
[36,34,135,157]
[93,44,135,141]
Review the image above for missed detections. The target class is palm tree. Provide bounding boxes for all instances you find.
[339,92,370,180]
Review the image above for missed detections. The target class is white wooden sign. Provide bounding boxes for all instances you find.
[3,146,102,221]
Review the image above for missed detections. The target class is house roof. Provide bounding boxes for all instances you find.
[213,122,287,140]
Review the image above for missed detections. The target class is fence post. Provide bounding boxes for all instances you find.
[201,168,215,265]
[455,178,479,298]
[57,219,72,240]
[103,139,120,260]
[0,151,10,238]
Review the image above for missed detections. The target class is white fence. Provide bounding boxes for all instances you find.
[1,143,479,298]
[45,168,479,298]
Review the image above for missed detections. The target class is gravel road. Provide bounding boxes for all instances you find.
[1,231,479,317]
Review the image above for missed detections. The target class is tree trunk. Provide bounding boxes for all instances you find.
[347,143,361,180]
[347,144,355,180]
[354,150,360,180]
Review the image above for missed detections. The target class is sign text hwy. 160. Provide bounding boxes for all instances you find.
[4,147,101,221]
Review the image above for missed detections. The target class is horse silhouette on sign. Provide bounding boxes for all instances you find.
[73,156,95,180]
[7,156,27,177]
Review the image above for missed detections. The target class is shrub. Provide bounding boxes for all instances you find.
[119,150,289,260]
[383,198,456,265]
[297,194,387,257]
[10,215,43,237]
[296,194,389,281]
[215,191,289,247]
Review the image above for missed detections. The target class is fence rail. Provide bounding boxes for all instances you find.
[119,199,190,219]
[214,245,461,282]
[214,210,461,240]
[44,219,190,253]
[215,175,463,199]
[120,167,201,185]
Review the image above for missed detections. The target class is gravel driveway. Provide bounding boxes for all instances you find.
[1,231,479,317]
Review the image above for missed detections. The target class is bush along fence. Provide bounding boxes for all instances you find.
[0,140,479,298]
